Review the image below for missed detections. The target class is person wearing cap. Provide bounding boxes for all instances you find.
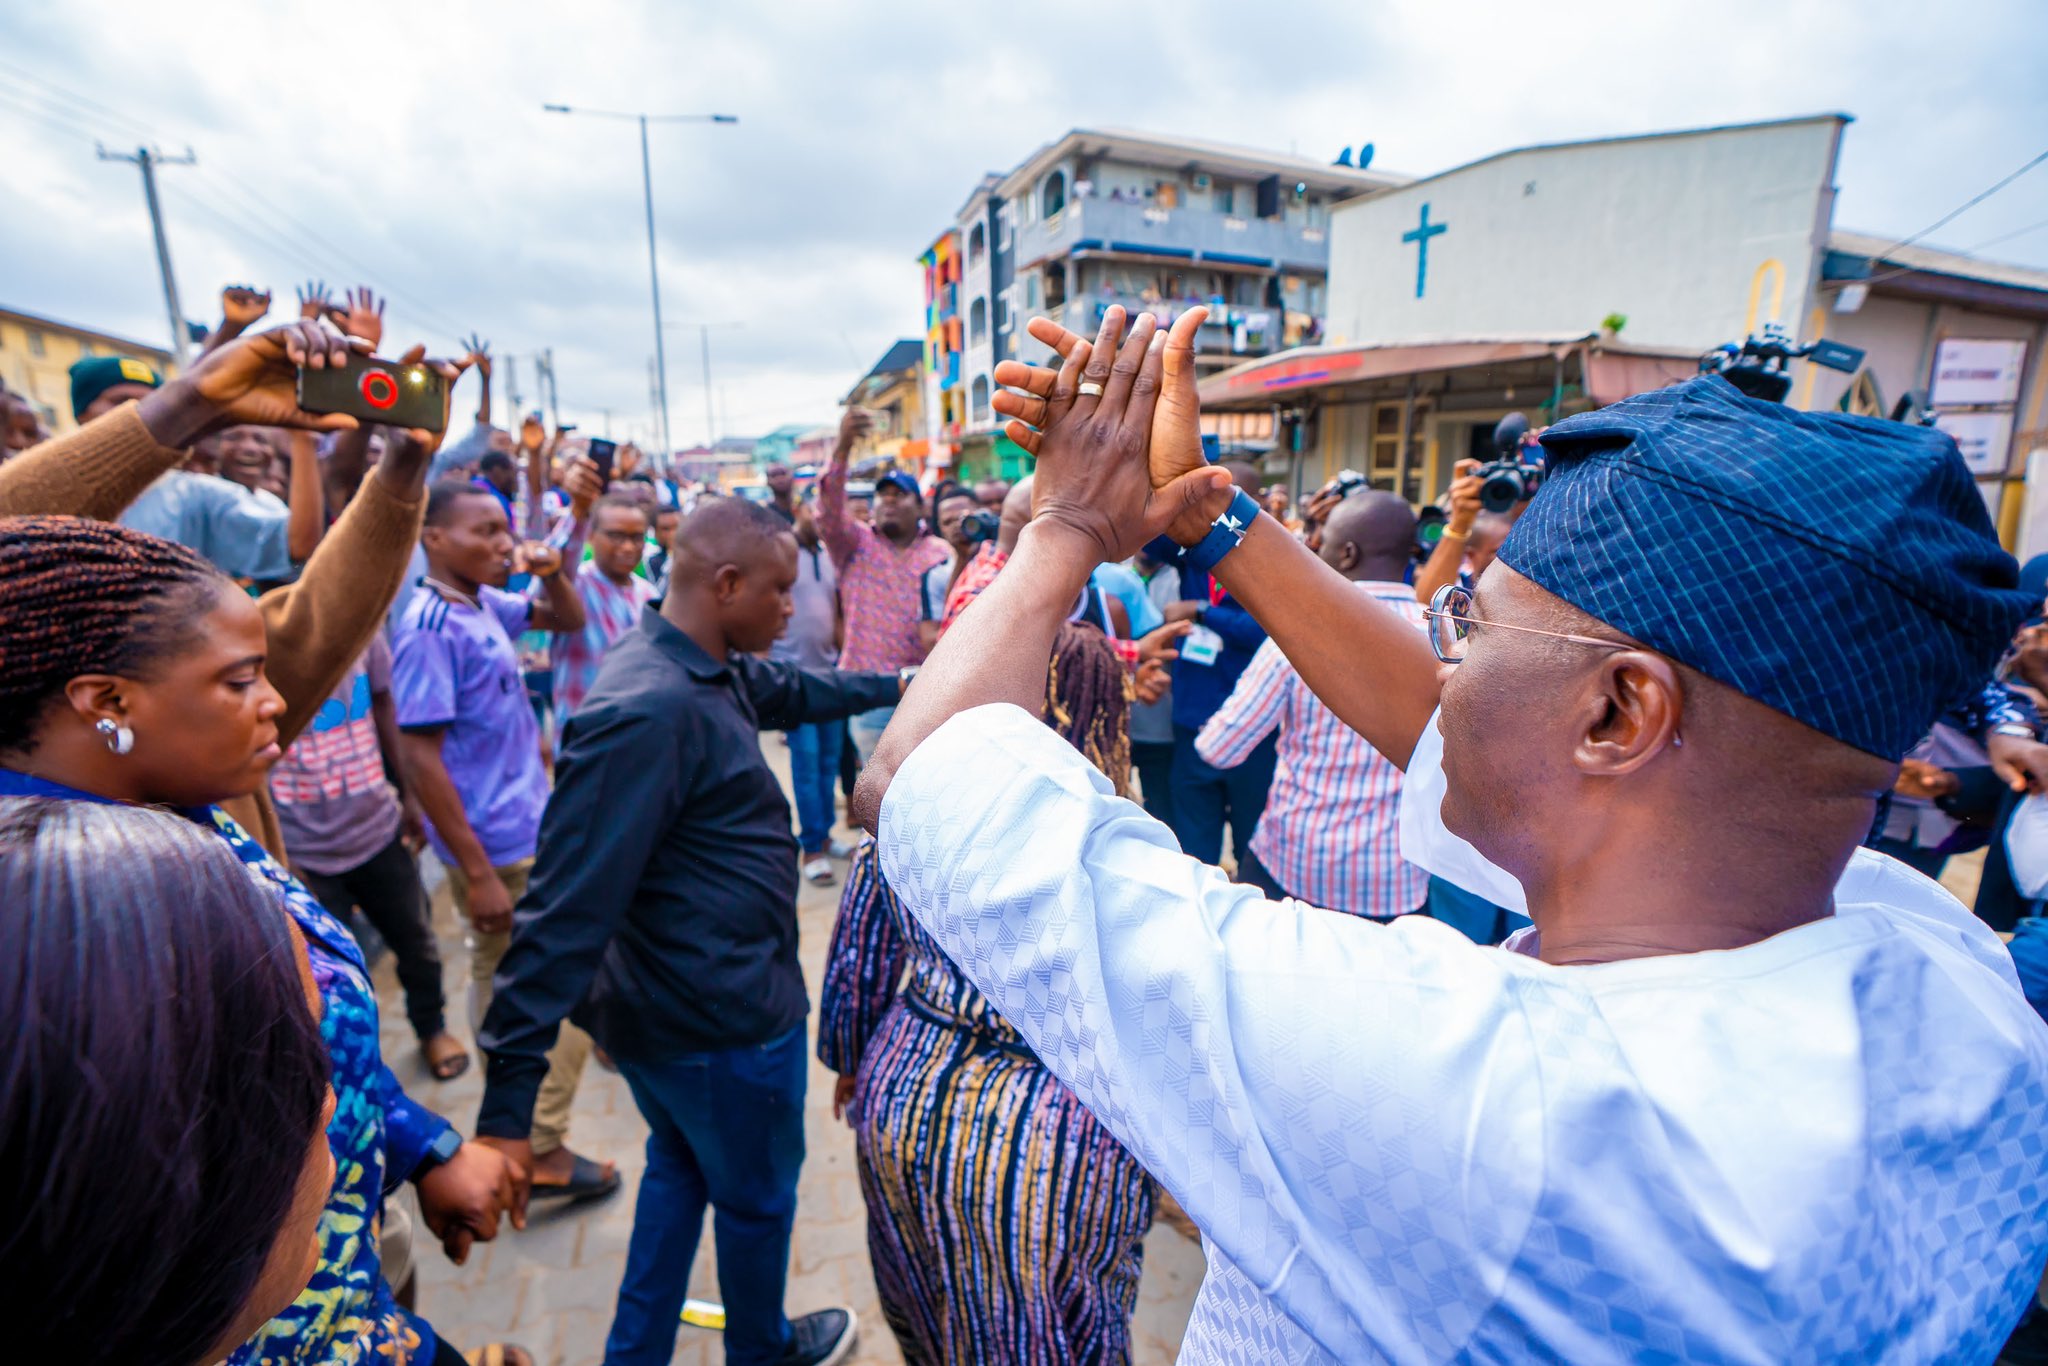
[67,354,302,583]
[816,406,949,765]
[855,305,2048,1364]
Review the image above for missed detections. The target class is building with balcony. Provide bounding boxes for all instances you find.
[920,229,964,463]
[0,304,175,435]
[995,129,1403,375]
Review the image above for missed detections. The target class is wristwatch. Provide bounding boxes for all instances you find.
[1185,486,1262,576]
[413,1125,463,1178]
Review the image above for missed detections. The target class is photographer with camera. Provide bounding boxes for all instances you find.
[918,483,986,654]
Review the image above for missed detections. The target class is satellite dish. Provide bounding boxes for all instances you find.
[1335,147,1353,167]
[1357,143,1374,170]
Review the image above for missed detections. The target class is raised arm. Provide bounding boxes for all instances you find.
[462,335,494,430]
[815,407,869,569]
[201,284,271,356]
[993,310,1441,769]
[855,307,1230,828]
[284,430,326,562]
[258,344,465,748]
[1412,460,1481,605]
[0,320,363,520]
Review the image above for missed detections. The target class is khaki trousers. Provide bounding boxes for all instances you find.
[448,857,592,1156]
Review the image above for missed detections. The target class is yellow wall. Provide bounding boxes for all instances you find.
[0,312,174,435]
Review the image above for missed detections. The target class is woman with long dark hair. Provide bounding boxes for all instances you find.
[0,516,526,1366]
[818,621,1156,1363]
[1,797,335,1366]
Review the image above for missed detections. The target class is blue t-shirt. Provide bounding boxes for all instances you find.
[391,582,549,867]
[1092,561,1165,638]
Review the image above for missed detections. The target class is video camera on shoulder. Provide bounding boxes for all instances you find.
[1478,413,1544,514]
[1699,323,1864,405]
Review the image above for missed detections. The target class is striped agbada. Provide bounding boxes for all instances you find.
[1195,579,1431,917]
[817,622,1154,1364]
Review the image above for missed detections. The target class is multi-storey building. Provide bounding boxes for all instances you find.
[918,129,1401,485]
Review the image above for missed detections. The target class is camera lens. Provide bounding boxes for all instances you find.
[1479,468,1525,514]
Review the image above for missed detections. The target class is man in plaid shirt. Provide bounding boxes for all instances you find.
[1197,491,1431,919]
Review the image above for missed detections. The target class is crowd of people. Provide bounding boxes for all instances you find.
[5,277,2048,1366]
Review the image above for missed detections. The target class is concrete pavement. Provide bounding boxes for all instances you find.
[374,736,1202,1365]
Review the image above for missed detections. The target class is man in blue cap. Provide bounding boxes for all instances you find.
[856,305,2048,1364]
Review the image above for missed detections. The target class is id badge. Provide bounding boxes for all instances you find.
[1181,624,1223,666]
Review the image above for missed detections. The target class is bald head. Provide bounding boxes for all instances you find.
[1318,490,1415,581]
[1222,461,1262,499]
[1467,512,1511,579]
[669,496,795,587]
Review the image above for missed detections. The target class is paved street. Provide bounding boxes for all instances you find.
[376,736,1203,1365]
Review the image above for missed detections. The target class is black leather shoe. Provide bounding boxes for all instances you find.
[776,1307,857,1366]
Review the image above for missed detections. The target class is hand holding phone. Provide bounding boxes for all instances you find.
[296,352,449,433]
[586,437,617,483]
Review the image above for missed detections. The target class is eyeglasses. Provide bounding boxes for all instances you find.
[1424,583,1636,665]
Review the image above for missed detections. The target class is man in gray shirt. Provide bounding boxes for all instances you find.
[771,486,849,883]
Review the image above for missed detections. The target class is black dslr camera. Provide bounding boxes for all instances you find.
[1477,413,1544,514]
[958,508,1000,545]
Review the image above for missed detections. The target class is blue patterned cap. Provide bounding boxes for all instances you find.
[1498,375,2031,760]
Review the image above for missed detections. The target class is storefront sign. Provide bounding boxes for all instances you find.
[1935,409,2015,476]
[1931,338,2027,407]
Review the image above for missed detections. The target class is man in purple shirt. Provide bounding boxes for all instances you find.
[394,472,619,1199]
[817,408,949,763]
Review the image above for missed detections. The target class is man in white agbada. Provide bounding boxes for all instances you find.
[852,305,2048,1364]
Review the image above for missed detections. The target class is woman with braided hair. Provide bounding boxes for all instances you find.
[0,515,533,1366]
[817,620,1156,1365]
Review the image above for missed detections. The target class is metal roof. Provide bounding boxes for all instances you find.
[995,128,1408,203]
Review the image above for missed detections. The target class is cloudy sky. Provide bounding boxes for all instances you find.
[4,0,2045,445]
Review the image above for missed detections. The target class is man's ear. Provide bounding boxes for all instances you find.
[1334,539,1360,574]
[711,563,744,605]
[1572,651,1684,777]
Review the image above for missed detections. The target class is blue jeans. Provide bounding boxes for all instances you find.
[606,1026,808,1366]
[1170,724,1277,868]
[847,703,896,766]
[786,720,845,854]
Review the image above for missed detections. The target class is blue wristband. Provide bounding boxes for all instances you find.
[1184,487,1261,576]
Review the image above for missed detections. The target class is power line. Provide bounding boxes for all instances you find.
[1865,144,2048,262]
[0,58,159,144]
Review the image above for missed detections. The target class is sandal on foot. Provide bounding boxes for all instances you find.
[423,1033,471,1082]
[528,1152,621,1203]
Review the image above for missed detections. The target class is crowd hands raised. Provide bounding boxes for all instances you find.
[10,286,2048,1366]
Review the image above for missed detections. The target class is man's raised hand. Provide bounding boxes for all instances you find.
[330,285,387,351]
[296,280,334,322]
[1023,306,1232,565]
[220,284,272,329]
[461,333,493,377]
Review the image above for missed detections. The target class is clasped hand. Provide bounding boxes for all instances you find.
[989,305,1232,562]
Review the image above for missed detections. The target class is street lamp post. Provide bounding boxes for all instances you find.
[544,103,736,461]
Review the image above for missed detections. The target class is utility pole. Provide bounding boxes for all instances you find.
[544,104,738,461]
[535,348,561,429]
[600,408,614,438]
[504,354,524,428]
[701,324,714,445]
[97,144,197,368]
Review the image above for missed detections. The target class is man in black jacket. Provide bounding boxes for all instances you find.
[476,496,903,1366]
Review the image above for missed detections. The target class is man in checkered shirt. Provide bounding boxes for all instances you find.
[1197,488,1430,919]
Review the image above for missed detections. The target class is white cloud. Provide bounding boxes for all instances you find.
[2,0,2043,441]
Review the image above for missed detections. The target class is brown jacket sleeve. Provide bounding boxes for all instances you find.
[259,470,426,750]
[0,403,187,518]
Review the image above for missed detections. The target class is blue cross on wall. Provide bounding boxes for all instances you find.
[1401,202,1447,299]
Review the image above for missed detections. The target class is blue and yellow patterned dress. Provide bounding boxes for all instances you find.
[0,772,453,1365]
[819,840,1156,1365]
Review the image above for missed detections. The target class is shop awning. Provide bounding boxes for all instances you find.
[1197,335,1702,410]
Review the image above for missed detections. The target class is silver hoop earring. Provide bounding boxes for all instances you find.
[95,718,135,756]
